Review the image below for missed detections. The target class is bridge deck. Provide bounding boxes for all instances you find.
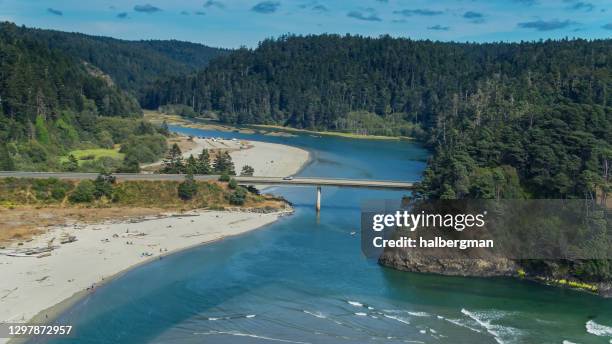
[0,172,415,190]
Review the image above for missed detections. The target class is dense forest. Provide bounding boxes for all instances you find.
[0,23,610,284]
[144,34,611,203]
[5,23,229,97]
[145,34,612,285]
[0,22,181,171]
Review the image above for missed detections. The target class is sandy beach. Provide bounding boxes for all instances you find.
[0,138,310,342]
[144,137,310,177]
[0,211,287,329]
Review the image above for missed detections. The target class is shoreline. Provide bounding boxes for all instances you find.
[7,208,292,344]
[144,112,412,141]
[1,134,311,344]
[1,210,290,339]
[143,136,311,178]
[250,124,414,141]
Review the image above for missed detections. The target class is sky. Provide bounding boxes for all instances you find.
[0,0,611,48]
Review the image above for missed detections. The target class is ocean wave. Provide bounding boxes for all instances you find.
[408,311,431,317]
[586,320,612,337]
[303,310,326,319]
[461,308,520,344]
[382,309,431,317]
[383,314,411,325]
[354,312,367,316]
[204,314,256,321]
[347,300,364,307]
[194,330,311,344]
[437,315,481,333]
[562,340,577,344]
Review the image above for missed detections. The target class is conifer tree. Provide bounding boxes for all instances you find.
[160,143,184,174]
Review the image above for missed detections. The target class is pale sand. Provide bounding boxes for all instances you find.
[0,210,287,333]
[145,137,310,177]
[0,139,310,341]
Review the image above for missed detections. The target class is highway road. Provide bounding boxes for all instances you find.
[0,172,415,190]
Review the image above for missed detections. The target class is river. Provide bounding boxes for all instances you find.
[39,125,612,344]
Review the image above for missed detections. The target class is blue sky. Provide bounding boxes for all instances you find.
[0,0,610,48]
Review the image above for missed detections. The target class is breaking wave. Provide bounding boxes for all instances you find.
[194,330,311,344]
[461,309,520,344]
[586,320,612,337]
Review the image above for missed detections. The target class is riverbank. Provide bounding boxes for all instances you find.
[143,136,310,177]
[144,111,412,141]
[0,208,290,343]
[0,134,311,341]
[251,124,413,141]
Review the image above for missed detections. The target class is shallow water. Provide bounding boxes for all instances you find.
[40,126,612,344]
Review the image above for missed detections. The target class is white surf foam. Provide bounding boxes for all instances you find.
[586,320,612,337]
[205,314,255,321]
[303,310,326,319]
[194,331,311,344]
[347,300,364,307]
[354,312,367,316]
[383,314,411,325]
[461,308,520,344]
[437,315,481,333]
[408,311,431,317]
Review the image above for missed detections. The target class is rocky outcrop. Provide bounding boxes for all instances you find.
[378,249,517,277]
[597,283,612,297]
[379,249,612,297]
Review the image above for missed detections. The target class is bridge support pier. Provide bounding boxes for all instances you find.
[316,186,321,212]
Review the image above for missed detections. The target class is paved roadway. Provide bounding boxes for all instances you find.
[0,172,415,190]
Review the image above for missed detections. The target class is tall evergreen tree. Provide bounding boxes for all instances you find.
[197,149,211,174]
[160,143,184,174]
[185,154,198,174]
[213,151,235,175]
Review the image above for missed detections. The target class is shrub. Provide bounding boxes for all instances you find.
[218,174,230,182]
[240,165,255,176]
[63,154,79,172]
[228,178,238,189]
[69,180,96,203]
[229,187,247,205]
[177,174,198,200]
[245,185,260,195]
[23,141,48,163]
[93,173,115,199]
[50,184,68,201]
[118,154,141,173]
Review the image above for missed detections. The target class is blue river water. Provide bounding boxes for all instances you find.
[40,125,612,344]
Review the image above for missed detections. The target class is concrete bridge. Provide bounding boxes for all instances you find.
[0,172,415,211]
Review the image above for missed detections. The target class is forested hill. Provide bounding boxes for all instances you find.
[0,23,170,172]
[144,34,611,200]
[1,22,229,97]
[142,34,612,130]
[0,23,141,129]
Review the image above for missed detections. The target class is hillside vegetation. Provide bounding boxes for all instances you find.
[143,34,611,202]
[0,177,283,210]
[5,22,229,97]
[143,34,611,287]
[0,23,201,172]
